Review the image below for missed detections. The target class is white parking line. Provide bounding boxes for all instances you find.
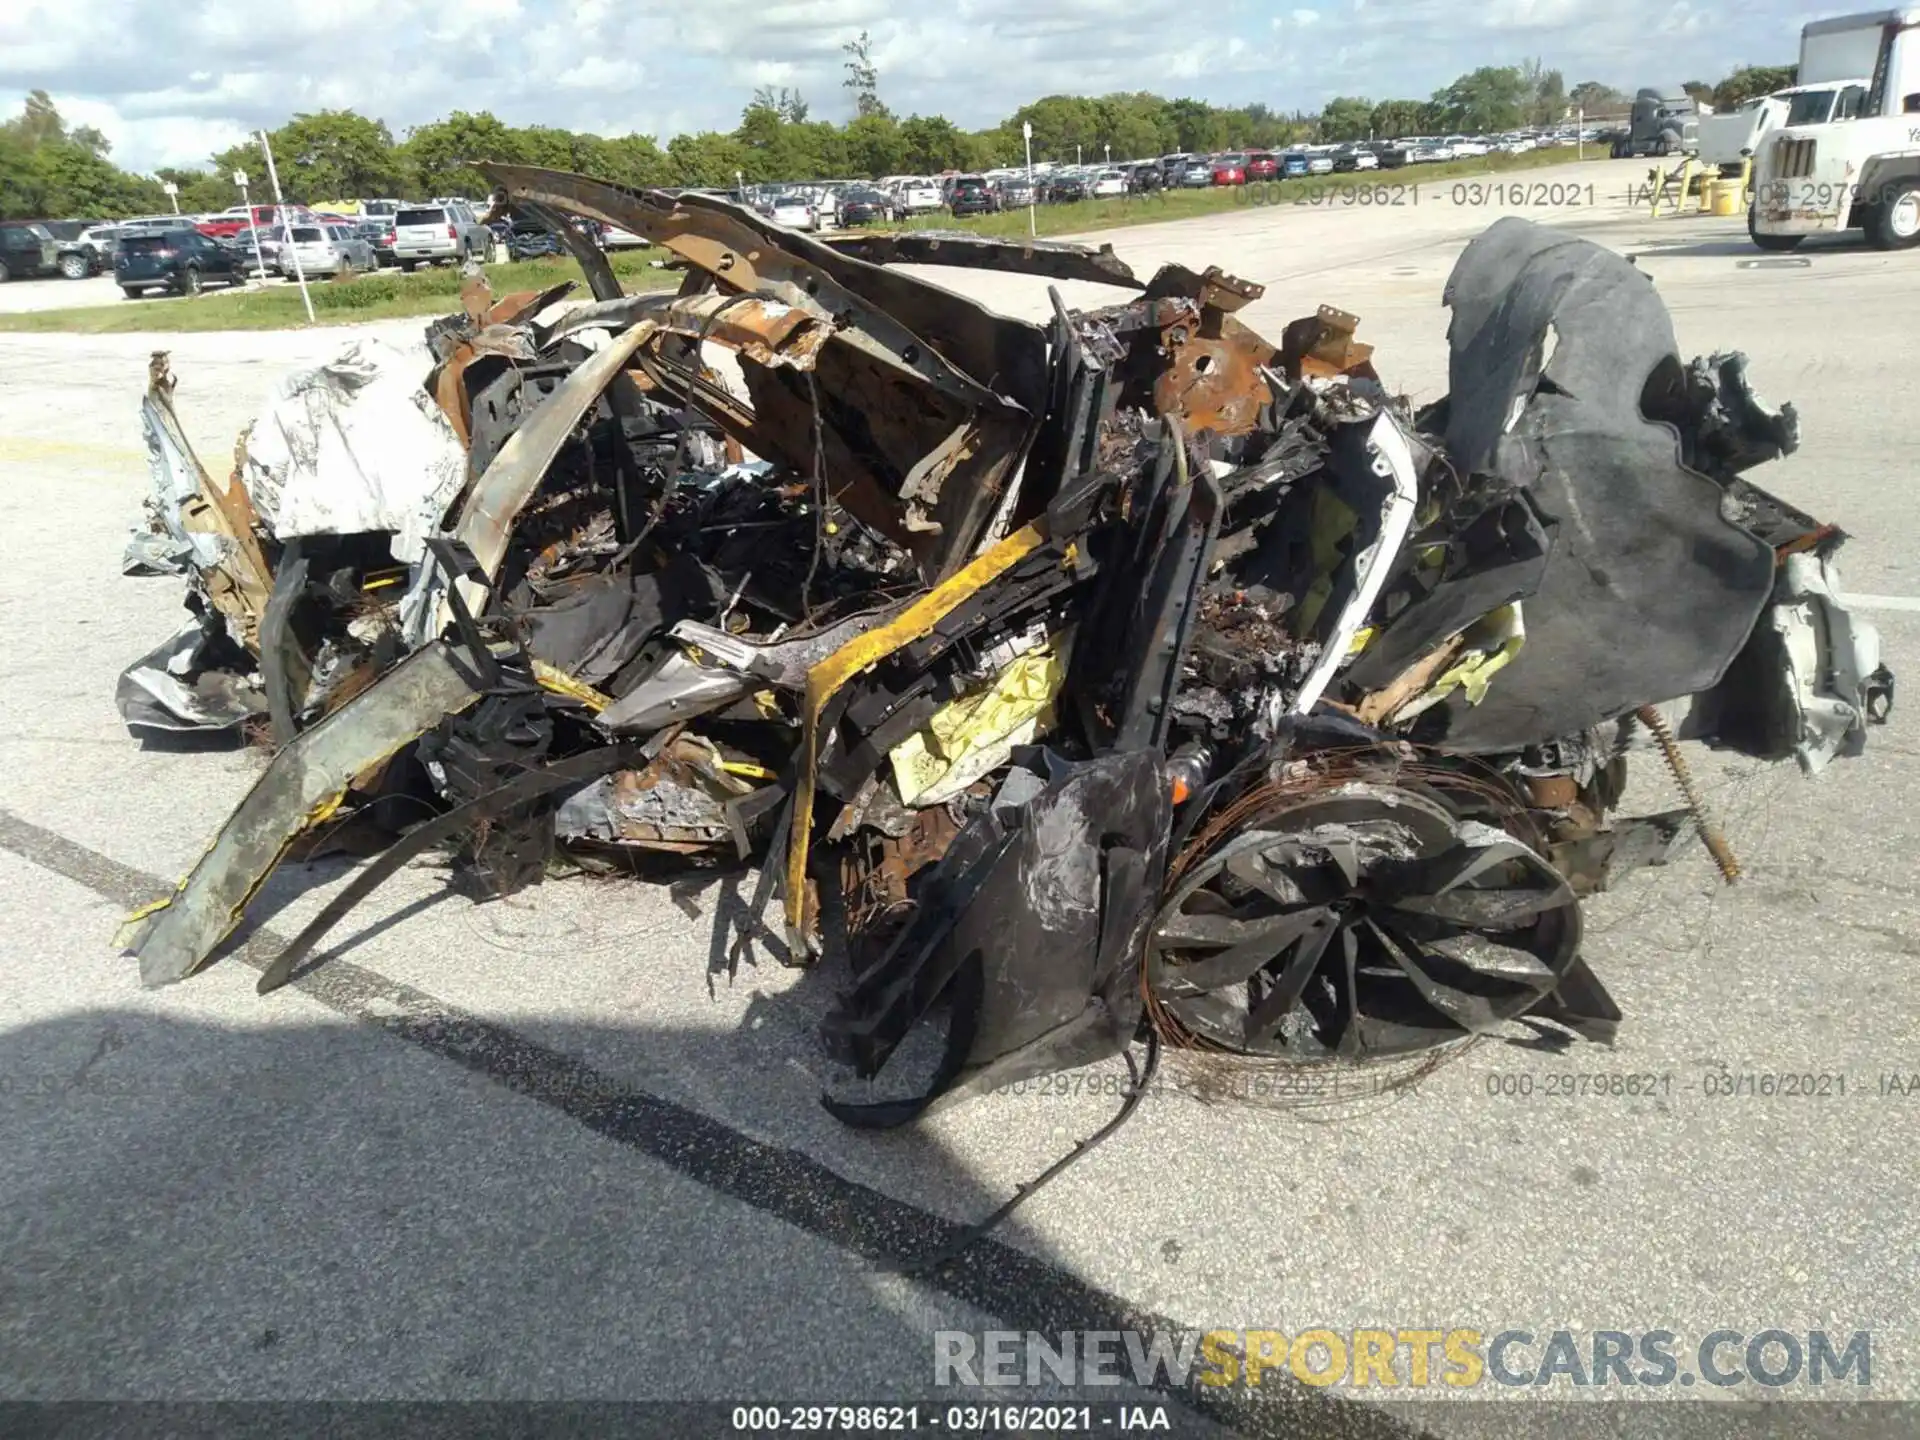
[1845,593,1920,613]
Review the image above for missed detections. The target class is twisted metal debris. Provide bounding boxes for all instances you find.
[114,174,1892,1132]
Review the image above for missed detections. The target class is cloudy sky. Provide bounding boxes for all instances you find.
[2,0,1816,173]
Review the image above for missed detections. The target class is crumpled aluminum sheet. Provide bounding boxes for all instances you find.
[116,615,264,736]
[123,381,234,577]
[237,336,467,565]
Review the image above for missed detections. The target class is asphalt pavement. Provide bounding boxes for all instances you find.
[0,159,1914,1437]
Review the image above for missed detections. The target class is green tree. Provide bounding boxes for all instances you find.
[1098,92,1175,160]
[1568,80,1624,112]
[601,133,674,188]
[841,112,907,177]
[155,164,231,213]
[1682,80,1715,105]
[752,86,811,124]
[0,90,168,218]
[1166,97,1224,151]
[400,110,523,196]
[1713,65,1797,108]
[735,101,785,159]
[266,110,405,201]
[843,31,885,119]
[1521,59,1567,126]
[899,114,971,172]
[1009,95,1102,163]
[1370,99,1432,138]
[1319,96,1375,141]
[1431,67,1529,131]
[2,90,65,149]
[667,131,752,187]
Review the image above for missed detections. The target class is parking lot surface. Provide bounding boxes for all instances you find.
[0,272,128,312]
[1,159,1914,1434]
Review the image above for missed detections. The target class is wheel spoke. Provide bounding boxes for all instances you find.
[1320,835,1364,887]
[1156,906,1304,948]
[1224,848,1344,908]
[1160,906,1338,994]
[1332,927,1364,1058]
[1242,913,1339,1045]
[1382,881,1571,934]
[1149,780,1584,1061]
[1368,918,1541,1031]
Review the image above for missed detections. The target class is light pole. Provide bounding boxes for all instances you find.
[258,130,314,324]
[1104,143,1111,164]
[1576,107,1584,160]
[162,181,179,215]
[1076,143,1082,166]
[233,168,266,283]
[1023,121,1036,237]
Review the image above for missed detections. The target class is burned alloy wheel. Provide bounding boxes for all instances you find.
[1145,780,1580,1060]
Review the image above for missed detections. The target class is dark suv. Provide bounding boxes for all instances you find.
[114,229,247,298]
[0,222,58,282]
[948,176,998,217]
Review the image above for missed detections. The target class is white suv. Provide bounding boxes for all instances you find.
[392,201,492,269]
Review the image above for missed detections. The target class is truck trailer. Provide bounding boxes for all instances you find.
[1750,8,1920,249]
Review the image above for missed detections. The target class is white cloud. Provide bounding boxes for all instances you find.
[0,0,1818,173]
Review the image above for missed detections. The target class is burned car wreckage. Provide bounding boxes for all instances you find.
[117,171,1892,1135]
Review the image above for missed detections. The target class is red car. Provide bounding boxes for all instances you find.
[1244,150,1278,181]
[196,204,306,240]
[1211,152,1249,185]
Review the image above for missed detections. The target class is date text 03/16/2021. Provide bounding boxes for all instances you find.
[1234,181,1601,209]
[728,1405,1171,1432]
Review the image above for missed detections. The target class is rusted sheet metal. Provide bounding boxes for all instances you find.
[822,231,1143,290]
[551,291,913,548]
[488,279,577,328]
[429,279,576,447]
[477,164,1000,411]
[652,291,834,369]
[479,163,1041,578]
[548,174,1054,421]
[836,804,965,971]
[1142,262,1264,313]
[785,520,1049,941]
[560,289,836,369]
[145,356,275,646]
[1151,298,1277,437]
[1280,304,1379,382]
[107,201,1897,1156]
[554,736,755,851]
[432,351,477,447]
[445,319,659,619]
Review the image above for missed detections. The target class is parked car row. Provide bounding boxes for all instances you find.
[3,124,1596,293]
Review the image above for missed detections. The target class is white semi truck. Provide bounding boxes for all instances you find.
[1750,8,1920,249]
[1696,80,1870,172]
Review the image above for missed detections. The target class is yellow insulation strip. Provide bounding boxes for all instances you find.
[1388,603,1527,724]
[1295,484,1359,637]
[532,660,613,713]
[889,641,1067,809]
[120,895,173,926]
[784,520,1049,934]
